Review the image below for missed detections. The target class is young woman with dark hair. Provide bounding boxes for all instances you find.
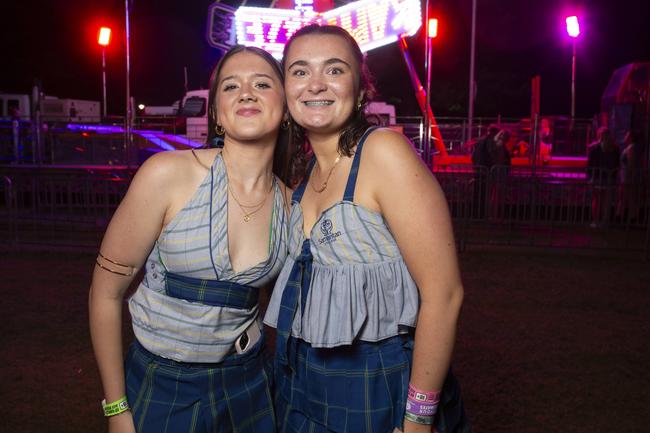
[264,24,469,433]
[90,45,291,433]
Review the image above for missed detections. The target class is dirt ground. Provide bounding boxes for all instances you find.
[1,248,649,433]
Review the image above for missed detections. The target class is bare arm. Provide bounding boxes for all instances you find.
[364,130,464,432]
[88,153,176,431]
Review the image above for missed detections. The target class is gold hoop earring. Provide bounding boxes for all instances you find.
[356,101,363,111]
[215,124,225,136]
[281,119,290,130]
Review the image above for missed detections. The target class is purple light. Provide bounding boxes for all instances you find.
[566,16,580,38]
[64,123,204,150]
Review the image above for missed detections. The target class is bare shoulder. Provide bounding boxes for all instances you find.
[362,127,428,177]
[133,150,200,188]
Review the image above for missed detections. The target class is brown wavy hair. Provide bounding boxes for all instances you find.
[205,45,292,184]
[282,24,377,158]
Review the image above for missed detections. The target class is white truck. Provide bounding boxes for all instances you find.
[178,90,210,143]
[0,92,100,122]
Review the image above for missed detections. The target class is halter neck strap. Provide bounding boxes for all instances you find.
[343,127,378,202]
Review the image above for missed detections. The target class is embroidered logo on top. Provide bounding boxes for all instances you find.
[319,218,342,244]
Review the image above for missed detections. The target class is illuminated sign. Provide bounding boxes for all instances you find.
[207,3,238,50]
[234,0,422,58]
[234,8,316,57]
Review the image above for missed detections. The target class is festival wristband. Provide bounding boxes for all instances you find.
[406,399,439,417]
[404,411,435,425]
[101,396,130,417]
[408,384,441,403]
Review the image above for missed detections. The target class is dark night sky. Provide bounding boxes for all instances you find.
[2,0,649,118]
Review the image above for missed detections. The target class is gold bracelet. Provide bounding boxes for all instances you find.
[95,252,135,276]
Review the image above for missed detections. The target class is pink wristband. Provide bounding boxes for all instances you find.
[408,384,441,403]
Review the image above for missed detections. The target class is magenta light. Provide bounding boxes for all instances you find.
[566,16,580,38]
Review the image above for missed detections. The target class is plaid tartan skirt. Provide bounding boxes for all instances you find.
[275,335,412,433]
[275,336,471,433]
[125,338,275,433]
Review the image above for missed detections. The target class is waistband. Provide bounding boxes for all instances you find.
[131,334,264,371]
[165,272,258,309]
[290,334,413,356]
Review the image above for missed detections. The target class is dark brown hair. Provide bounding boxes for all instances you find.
[205,45,292,184]
[282,24,376,157]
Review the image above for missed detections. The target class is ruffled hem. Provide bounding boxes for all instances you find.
[263,258,419,348]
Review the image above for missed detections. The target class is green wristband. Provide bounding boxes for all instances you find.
[404,411,435,425]
[102,396,130,417]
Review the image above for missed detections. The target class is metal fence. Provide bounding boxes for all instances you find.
[435,165,650,257]
[0,167,135,250]
[1,164,649,257]
[396,116,595,157]
[2,115,597,166]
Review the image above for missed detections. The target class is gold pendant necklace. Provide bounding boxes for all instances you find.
[222,147,274,222]
[311,154,342,193]
[228,184,270,222]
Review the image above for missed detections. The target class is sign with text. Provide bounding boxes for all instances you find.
[234,0,422,58]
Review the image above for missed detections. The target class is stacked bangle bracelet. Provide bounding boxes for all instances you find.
[101,396,130,417]
[405,384,440,425]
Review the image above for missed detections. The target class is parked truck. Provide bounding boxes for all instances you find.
[0,92,100,123]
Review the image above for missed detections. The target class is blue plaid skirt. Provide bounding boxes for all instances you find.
[125,338,275,433]
[275,335,470,433]
[275,335,412,433]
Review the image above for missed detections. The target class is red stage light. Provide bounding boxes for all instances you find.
[428,18,438,39]
[98,27,112,46]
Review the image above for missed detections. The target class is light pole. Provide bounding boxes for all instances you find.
[125,0,134,166]
[97,27,111,119]
[467,0,477,141]
[424,17,438,165]
[566,16,580,120]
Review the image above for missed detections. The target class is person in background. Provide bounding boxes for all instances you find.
[587,126,620,228]
[264,24,469,433]
[471,124,500,168]
[488,129,512,216]
[493,129,512,168]
[89,45,291,433]
[471,125,500,218]
[617,130,646,223]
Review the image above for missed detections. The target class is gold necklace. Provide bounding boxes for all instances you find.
[227,184,271,222]
[311,154,341,193]
[222,148,274,222]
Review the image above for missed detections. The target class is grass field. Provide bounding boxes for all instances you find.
[1,248,649,433]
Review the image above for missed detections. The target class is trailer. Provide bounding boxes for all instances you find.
[0,92,100,123]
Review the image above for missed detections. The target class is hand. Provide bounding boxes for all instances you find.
[108,410,136,433]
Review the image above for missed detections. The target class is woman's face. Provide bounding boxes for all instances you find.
[284,34,359,135]
[215,51,285,142]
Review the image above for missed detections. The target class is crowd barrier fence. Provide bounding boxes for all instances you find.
[1,166,649,258]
